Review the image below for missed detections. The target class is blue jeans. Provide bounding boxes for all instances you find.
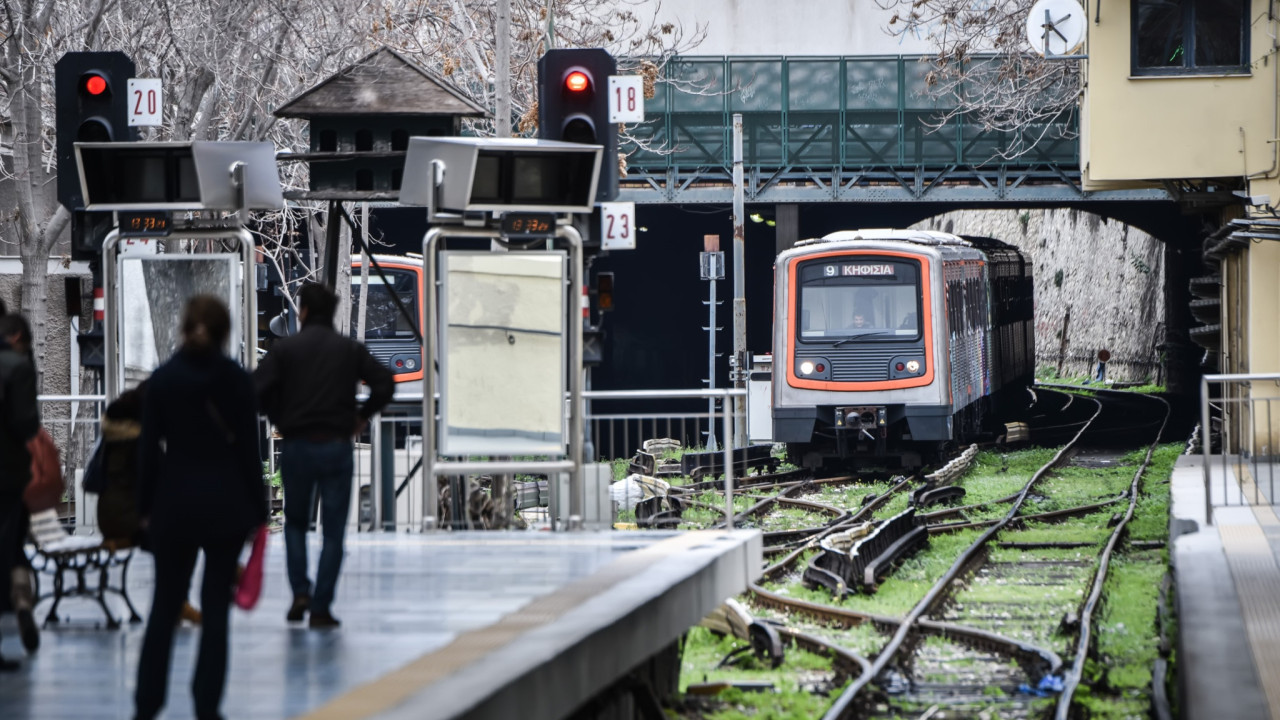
[281,438,353,614]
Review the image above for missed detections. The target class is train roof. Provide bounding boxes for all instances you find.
[805,229,973,247]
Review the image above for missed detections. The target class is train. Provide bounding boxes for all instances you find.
[771,229,1035,469]
[349,254,427,384]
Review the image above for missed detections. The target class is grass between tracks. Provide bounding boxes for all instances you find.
[673,441,1181,717]
[1071,443,1179,719]
[672,626,849,719]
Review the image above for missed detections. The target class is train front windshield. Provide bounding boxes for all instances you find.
[350,269,418,338]
[798,258,921,340]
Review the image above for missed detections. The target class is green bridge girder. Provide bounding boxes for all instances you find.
[618,55,1169,205]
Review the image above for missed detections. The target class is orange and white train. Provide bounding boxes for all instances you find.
[771,230,1034,469]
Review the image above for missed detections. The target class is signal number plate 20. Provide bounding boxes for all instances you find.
[127,78,163,127]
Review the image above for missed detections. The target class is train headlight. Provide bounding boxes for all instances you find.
[389,353,422,375]
[888,356,925,380]
[795,357,831,380]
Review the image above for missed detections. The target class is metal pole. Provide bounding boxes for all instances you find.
[103,231,122,402]
[731,113,747,449]
[723,391,735,529]
[423,227,443,531]
[370,415,382,532]
[1202,375,1212,525]
[495,0,512,138]
[707,265,718,451]
[565,225,586,529]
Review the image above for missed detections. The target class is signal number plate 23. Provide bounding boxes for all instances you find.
[600,202,636,250]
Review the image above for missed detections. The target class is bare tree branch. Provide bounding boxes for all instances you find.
[875,0,1080,160]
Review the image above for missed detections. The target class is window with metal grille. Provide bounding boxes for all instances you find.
[1132,0,1248,76]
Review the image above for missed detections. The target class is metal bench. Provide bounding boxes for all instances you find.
[25,509,142,629]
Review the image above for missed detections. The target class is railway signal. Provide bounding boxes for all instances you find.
[56,51,137,210]
[537,48,618,203]
[56,51,138,260]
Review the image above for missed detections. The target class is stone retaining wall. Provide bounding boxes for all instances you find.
[911,209,1165,384]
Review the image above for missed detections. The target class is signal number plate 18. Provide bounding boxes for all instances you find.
[607,76,644,123]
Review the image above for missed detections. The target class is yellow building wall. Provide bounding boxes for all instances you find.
[1082,0,1276,183]
[1245,230,1280,454]
[1248,206,1280,376]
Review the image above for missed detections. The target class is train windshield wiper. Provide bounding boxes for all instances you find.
[831,331,893,347]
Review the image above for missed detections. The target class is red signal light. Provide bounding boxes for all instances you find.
[565,71,590,93]
[83,73,108,96]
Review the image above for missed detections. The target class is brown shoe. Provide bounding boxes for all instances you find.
[286,595,310,623]
[180,602,202,626]
[308,609,340,629]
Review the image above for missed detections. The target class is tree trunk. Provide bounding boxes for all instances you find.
[335,215,353,336]
[19,255,50,391]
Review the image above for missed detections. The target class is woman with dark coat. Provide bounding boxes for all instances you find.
[97,382,202,624]
[134,296,267,720]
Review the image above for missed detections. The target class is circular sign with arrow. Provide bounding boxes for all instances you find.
[1025,0,1087,57]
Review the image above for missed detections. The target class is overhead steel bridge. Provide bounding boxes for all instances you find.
[618,55,1168,205]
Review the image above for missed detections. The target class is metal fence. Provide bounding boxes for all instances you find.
[1201,373,1280,523]
[49,387,749,534]
[37,395,105,532]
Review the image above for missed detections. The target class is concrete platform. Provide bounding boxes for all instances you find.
[0,530,761,720]
[1172,454,1280,719]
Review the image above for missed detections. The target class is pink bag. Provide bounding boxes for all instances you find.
[235,526,268,610]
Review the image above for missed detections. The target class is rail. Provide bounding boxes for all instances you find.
[1200,373,1280,525]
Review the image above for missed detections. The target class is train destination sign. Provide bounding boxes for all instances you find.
[825,263,896,277]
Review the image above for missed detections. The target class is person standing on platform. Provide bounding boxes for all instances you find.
[0,313,41,667]
[134,296,266,720]
[95,382,202,625]
[254,283,393,629]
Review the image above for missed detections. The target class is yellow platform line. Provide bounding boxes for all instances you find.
[299,531,719,720]
[1220,523,1280,720]
[1236,465,1280,525]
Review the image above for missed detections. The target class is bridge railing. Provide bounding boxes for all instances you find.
[623,55,1078,172]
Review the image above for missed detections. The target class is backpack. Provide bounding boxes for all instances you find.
[24,428,64,513]
[81,437,107,494]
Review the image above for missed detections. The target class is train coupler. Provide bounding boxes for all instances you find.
[834,406,887,433]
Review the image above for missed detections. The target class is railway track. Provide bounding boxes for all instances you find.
[659,385,1173,718]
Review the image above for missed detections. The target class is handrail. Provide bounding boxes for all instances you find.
[584,389,747,400]
[1200,373,1280,525]
[625,54,1078,171]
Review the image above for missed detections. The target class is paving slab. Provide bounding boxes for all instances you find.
[0,529,761,720]
[1173,454,1274,720]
